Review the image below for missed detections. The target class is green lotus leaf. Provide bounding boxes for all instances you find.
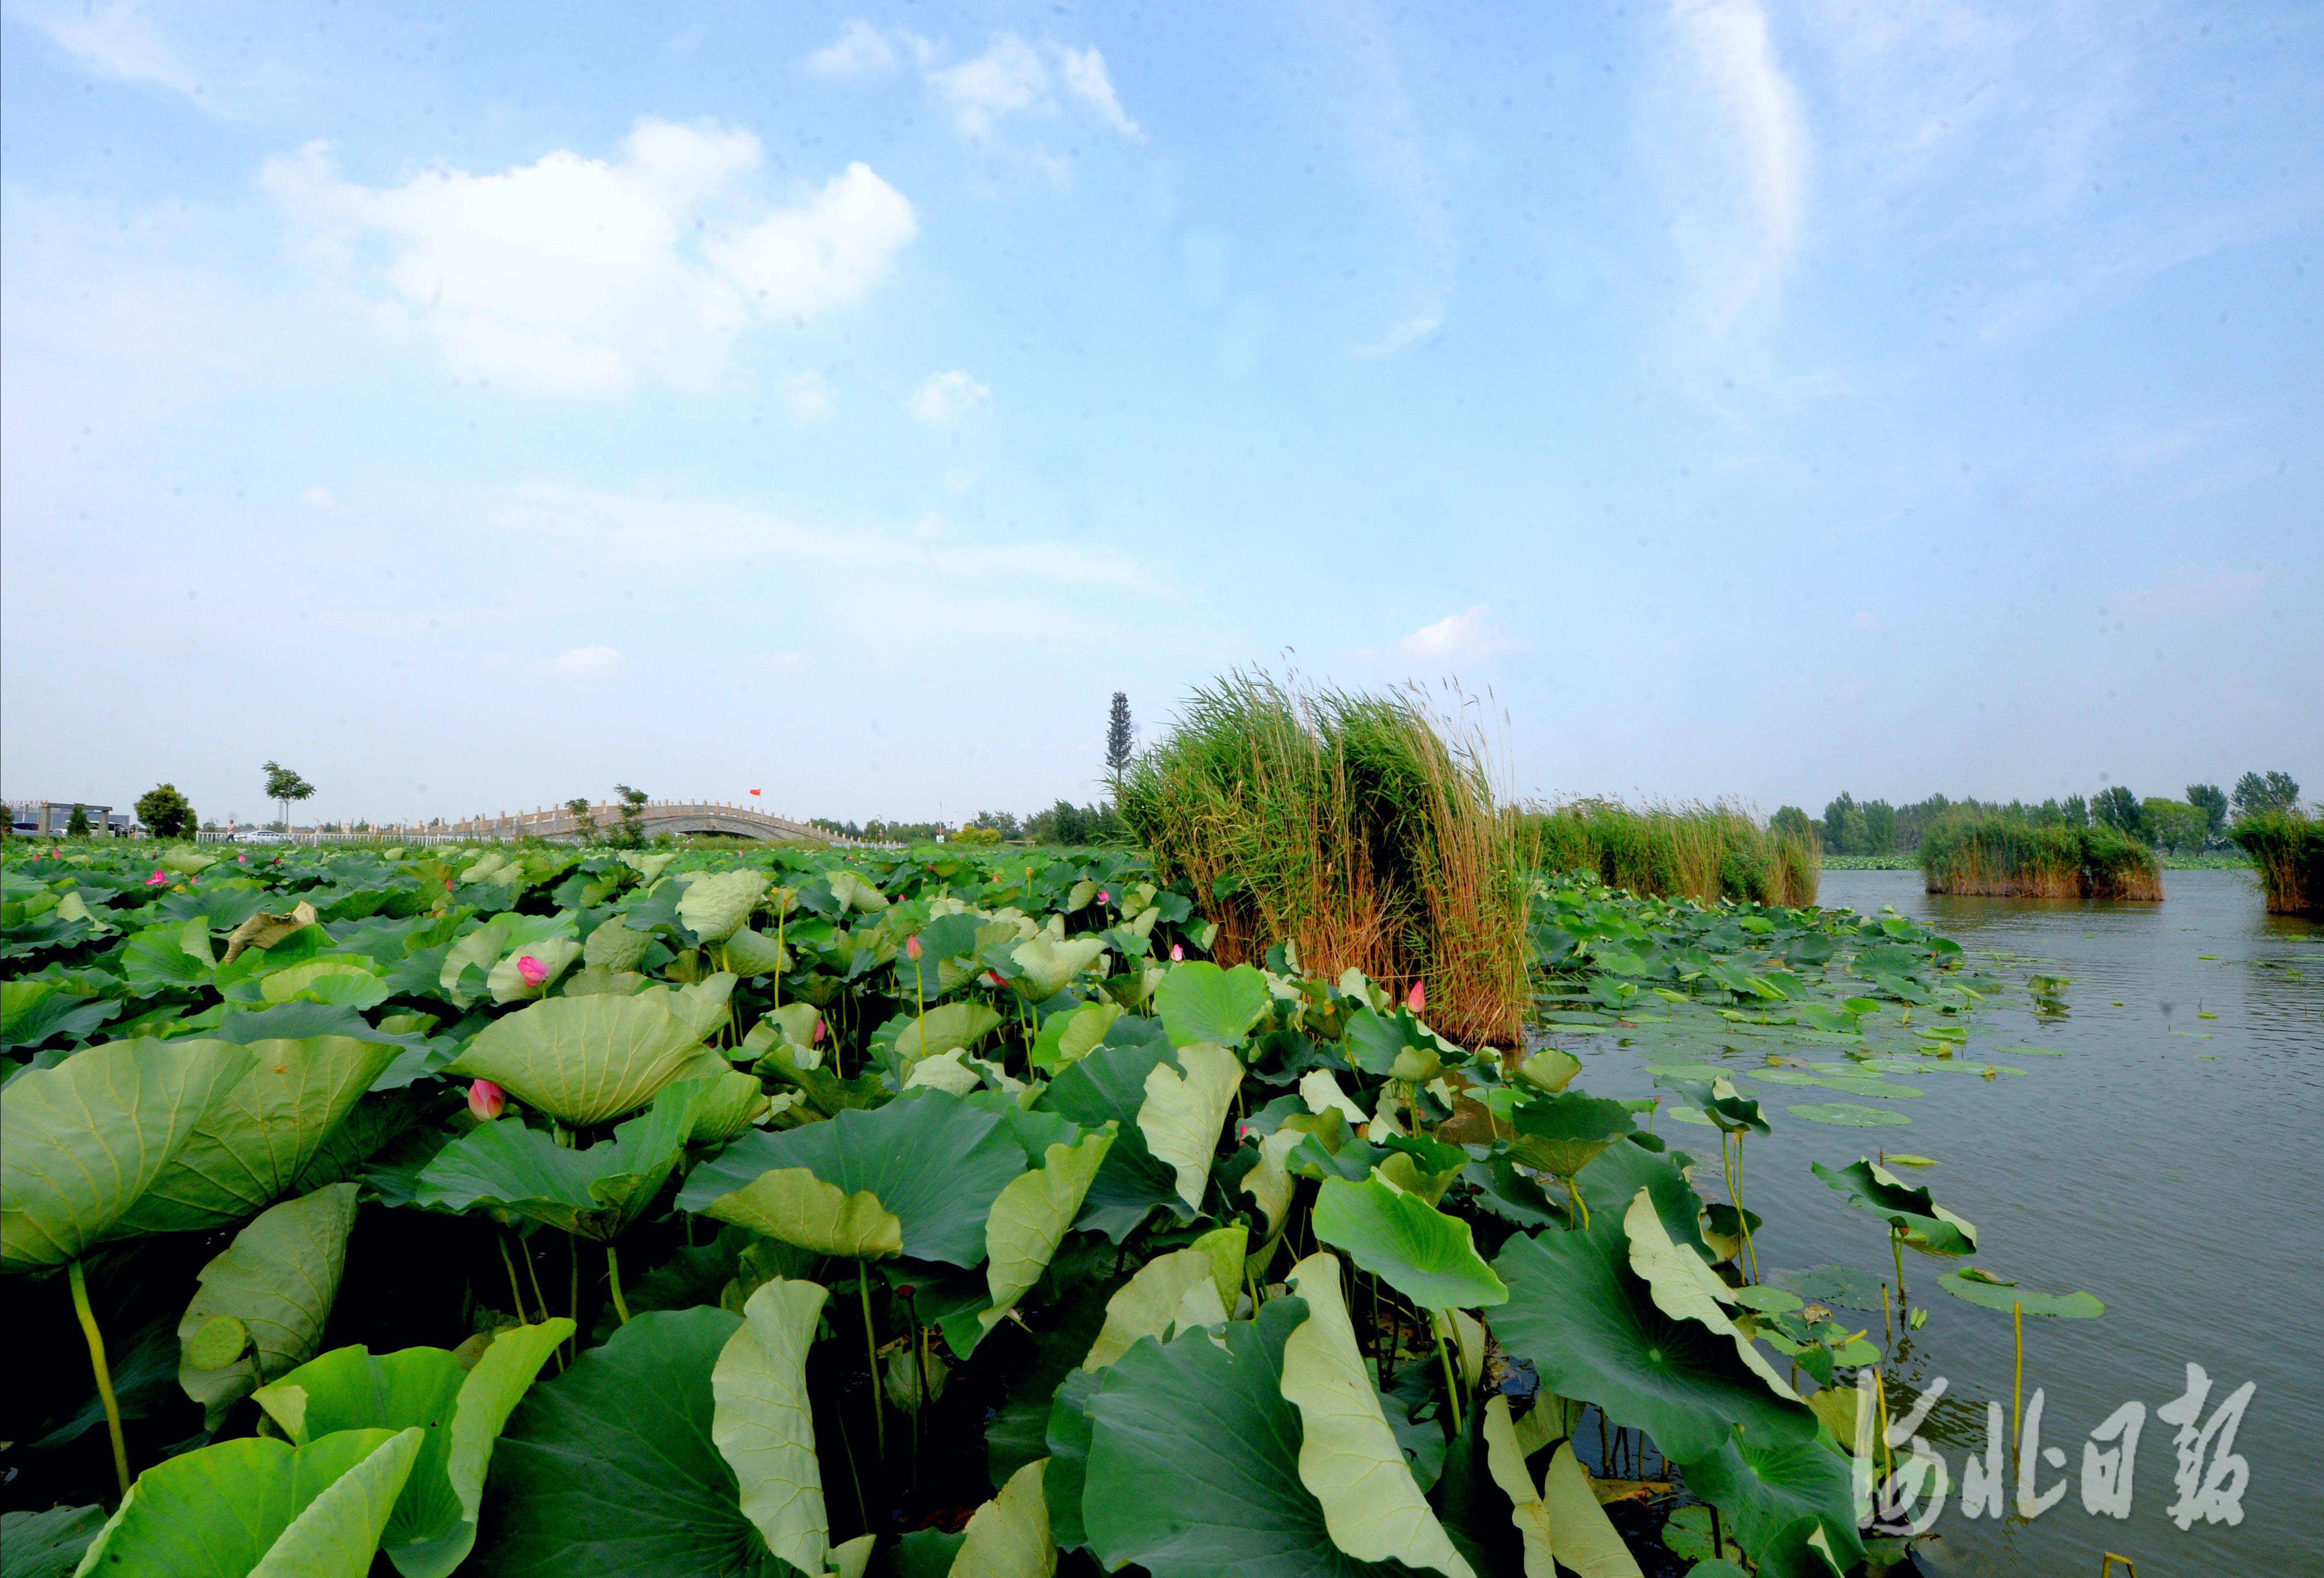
[442,992,711,1127]
[120,922,217,994]
[117,1036,403,1235]
[1136,1040,1242,1210]
[0,980,120,1052]
[1768,1265,1888,1313]
[721,927,790,978]
[699,1168,903,1259]
[1040,1369,1102,1548]
[685,1070,771,1146]
[960,1130,1116,1353]
[679,870,769,944]
[1153,961,1272,1049]
[177,1182,361,1428]
[1033,1029,1196,1240]
[220,902,321,966]
[1507,1092,1638,1179]
[1478,1395,1556,1576]
[1623,1190,1798,1403]
[1080,1249,1231,1372]
[414,1082,700,1242]
[1677,1428,1863,1574]
[488,938,584,1004]
[582,917,653,972]
[0,1503,105,1578]
[952,1459,1055,1578]
[658,973,740,1046]
[1,1037,255,1269]
[72,1426,423,1578]
[1280,1253,1476,1577]
[824,869,890,914]
[1311,1175,1507,1311]
[1935,1268,2103,1318]
[1489,1204,1817,1463]
[479,1306,787,1577]
[250,1321,571,1578]
[712,1278,831,1576]
[679,1090,1025,1266]
[1515,1045,1582,1093]
[1810,1159,1975,1256]
[1788,1103,1911,1128]
[893,1002,1005,1064]
[1030,1000,1120,1071]
[1081,1295,1412,1578]
[1010,936,1107,1000]
[1539,1442,1645,1578]
[617,850,677,884]
[260,959,394,1010]
[1654,1078,1770,1137]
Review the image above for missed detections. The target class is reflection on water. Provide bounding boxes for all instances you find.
[1577,867,2322,1575]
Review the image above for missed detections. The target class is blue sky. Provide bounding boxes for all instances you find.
[3,1,2317,829]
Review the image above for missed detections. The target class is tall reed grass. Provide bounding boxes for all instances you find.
[1510,800,1820,907]
[2227,810,2323,915]
[1118,673,1527,1045]
[1918,816,2162,900]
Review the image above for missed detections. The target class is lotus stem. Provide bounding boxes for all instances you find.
[1876,1366,1895,1492]
[498,1234,531,1322]
[830,1366,871,1535]
[1567,1176,1589,1231]
[1891,1228,1908,1307]
[1733,1130,1760,1283]
[859,1270,886,1460]
[68,1260,131,1499]
[1434,1311,1464,1434]
[606,1242,631,1325]
[2012,1301,2024,1452]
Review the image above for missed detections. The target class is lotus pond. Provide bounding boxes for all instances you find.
[2,842,2311,1576]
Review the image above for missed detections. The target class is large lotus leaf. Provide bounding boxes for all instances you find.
[679,870,770,944]
[252,1322,570,1578]
[703,1169,904,1258]
[657,973,739,1045]
[1490,1208,1816,1463]
[1312,1175,1507,1312]
[71,1426,422,1578]
[1041,1369,1102,1548]
[442,993,709,1127]
[479,1307,787,1578]
[1136,1041,1242,1210]
[179,1182,361,1428]
[1507,1093,1638,1178]
[115,1036,403,1235]
[686,1070,772,1146]
[1677,1428,1863,1574]
[1034,1034,1190,1240]
[259,959,394,1011]
[414,1082,698,1242]
[582,918,653,972]
[894,1002,1005,1064]
[1539,1444,1644,1578]
[1154,962,1271,1049]
[1623,1190,1797,1401]
[0,1503,105,1578]
[1810,1159,1975,1256]
[679,1090,1024,1266]
[1080,1250,1230,1372]
[1010,936,1107,1000]
[824,869,890,914]
[1030,1000,1119,1071]
[1280,1253,1475,1577]
[1934,1268,2103,1318]
[1572,1137,1713,1256]
[0,980,120,1052]
[721,928,790,978]
[488,938,583,1005]
[220,902,321,966]
[120,922,218,995]
[712,1279,831,1576]
[1478,1397,1554,1577]
[1,1037,254,1269]
[1082,1297,1412,1578]
[953,1131,1116,1356]
[952,1458,1054,1578]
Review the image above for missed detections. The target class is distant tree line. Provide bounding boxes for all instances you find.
[1816,770,2303,857]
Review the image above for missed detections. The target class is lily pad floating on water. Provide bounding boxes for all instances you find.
[1936,1268,2103,1319]
[1666,1106,1717,1127]
[1787,1103,1911,1128]
[1989,1044,2066,1057]
[1771,1264,1889,1312]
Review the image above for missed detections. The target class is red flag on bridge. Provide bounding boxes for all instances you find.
[749,789,761,795]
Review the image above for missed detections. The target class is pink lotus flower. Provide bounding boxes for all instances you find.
[516,955,549,987]
[237,854,249,864]
[468,1079,506,1121]
[1170,943,1184,961]
[1098,890,1110,904]
[145,871,167,886]
[906,935,923,960]
[985,969,1005,988]
[812,1017,826,1045]
[1406,980,1426,1013]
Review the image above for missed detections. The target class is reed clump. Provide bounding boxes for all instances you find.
[2228,809,2323,916]
[1511,800,1821,907]
[1118,672,1527,1045]
[1919,816,2162,900]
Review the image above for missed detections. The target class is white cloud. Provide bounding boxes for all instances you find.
[1055,45,1144,140]
[779,369,834,423]
[12,0,204,103]
[1655,0,1810,338]
[931,34,1050,138]
[1355,312,1442,357]
[536,645,623,678]
[262,120,916,395]
[806,21,901,80]
[1397,605,1522,661]
[907,370,991,426]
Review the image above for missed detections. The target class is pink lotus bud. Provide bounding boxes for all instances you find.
[237,854,249,864]
[1406,980,1426,1012]
[1098,890,1110,904]
[812,1017,827,1045]
[146,871,167,886]
[1170,943,1184,961]
[906,935,923,960]
[985,969,1005,988]
[468,1079,506,1121]
[517,954,549,986]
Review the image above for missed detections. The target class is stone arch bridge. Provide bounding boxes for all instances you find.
[399,800,869,846]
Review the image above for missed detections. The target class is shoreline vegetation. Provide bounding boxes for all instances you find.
[1918,816,2163,900]
[1512,797,1819,908]
[2229,809,2323,916]
[1826,852,2251,872]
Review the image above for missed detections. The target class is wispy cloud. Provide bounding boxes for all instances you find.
[11,0,207,105]
[262,120,916,395]
[1397,605,1523,661]
[906,369,991,426]
[807,24,1143,144]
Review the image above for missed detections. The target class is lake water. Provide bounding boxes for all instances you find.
[1571,866,2323,1576]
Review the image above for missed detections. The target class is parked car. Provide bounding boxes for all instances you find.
[232,829,292,844]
